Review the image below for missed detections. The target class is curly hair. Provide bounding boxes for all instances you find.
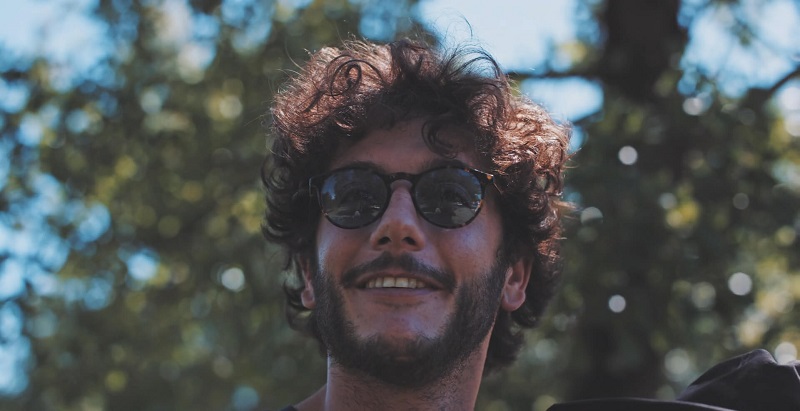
[262,38,570,374]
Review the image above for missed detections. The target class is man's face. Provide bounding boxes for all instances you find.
[301,119,528,386]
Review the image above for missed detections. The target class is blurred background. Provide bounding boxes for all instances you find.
[1,0,799,410]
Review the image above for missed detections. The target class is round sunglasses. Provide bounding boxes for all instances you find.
[308,165,495,229]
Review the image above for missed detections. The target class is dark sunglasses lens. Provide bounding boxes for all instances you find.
[319,169,387,228]
[415,168,483,227]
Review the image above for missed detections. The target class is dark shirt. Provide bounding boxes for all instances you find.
[277,350,800,411]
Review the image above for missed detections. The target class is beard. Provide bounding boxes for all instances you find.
[309,252,508,389]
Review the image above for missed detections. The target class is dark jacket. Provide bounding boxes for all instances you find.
[551,349,800,411]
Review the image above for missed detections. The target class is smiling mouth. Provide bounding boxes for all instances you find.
[365,276,431,289]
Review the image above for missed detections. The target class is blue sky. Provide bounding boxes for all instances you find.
[0,0,600,117]
[2,0,798,117]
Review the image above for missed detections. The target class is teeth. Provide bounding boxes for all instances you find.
[365,277,427,289]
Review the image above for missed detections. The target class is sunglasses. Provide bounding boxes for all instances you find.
[309,165,495,229]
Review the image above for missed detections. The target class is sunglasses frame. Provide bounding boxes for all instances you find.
[309,165,495,229]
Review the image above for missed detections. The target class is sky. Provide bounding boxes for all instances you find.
[1,0,798,117]
[0,0,600,118]
[415,0,603,121]
[1,0,800,398]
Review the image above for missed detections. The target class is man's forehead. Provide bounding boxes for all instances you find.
[327,119,485,171]
[330,158,472,175]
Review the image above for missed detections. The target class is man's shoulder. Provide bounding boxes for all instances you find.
[548,398,733,410]
[676,349,800,411]
[550,349,800,411]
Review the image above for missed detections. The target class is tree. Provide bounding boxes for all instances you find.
[1,0,798,410]
[484,1,800,408]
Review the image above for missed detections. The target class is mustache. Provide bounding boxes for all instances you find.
[340,253,456,291]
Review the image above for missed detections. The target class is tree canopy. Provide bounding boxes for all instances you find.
[1,1,798,410]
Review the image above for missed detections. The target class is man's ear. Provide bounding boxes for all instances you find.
[298,257,316,309]
[501,256,532,312]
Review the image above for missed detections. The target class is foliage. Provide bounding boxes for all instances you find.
[0,0,798,410]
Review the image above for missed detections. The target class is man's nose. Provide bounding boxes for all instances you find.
[369,183,426,252]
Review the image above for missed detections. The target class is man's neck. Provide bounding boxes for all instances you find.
[295,351,487,411]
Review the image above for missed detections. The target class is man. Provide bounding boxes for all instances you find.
[262,38,569,410]
[262,39,800,410]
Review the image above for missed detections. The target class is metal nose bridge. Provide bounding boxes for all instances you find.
[383,171,418,185]
[377,172,424,237]
[381,171,422,197]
